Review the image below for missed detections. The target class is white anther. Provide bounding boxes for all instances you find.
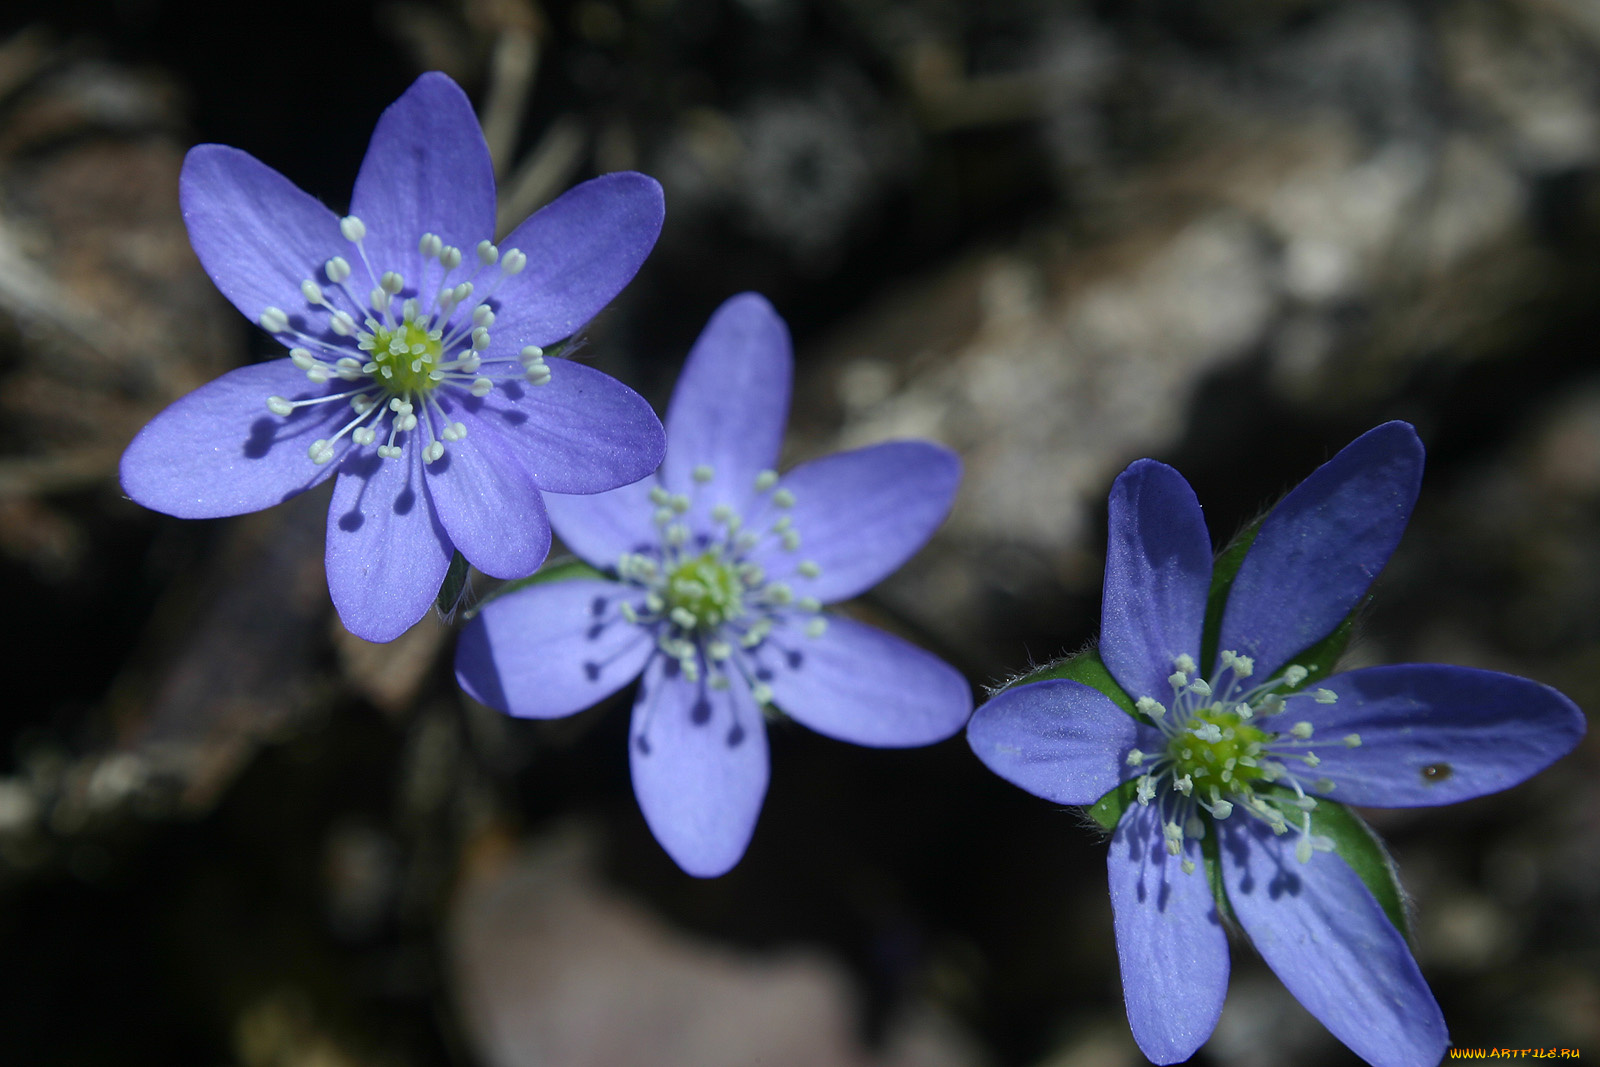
[467,327,488,352]
[380,271,403,294]
[1135,696,1166,719]
[781,530,801,552]
[419,233,441,257]
[298,279,323,304]
[398,413,418,431]
[1168,671,1188,690]
[692,464,714,483]
[766,584,793,605]
[1125,749,1145,767]
[500,248,526,274]
[424,441,445,463]
[325,256,351,283]
[797,561,821,578]
[306,365,330,384]
[773,489,795,508]
[289,348,315,370]
[1283,665,1309,687]
[1314,778,1336,793]
[339,216,366,242]
[1135,776,1155,805]
[476,240,498,265]
[368,287,388,312]
[1173,774,1193,796]
[1284,721,1311,741]
[1191,723,1222,743]
[1174,653,1197,675]
[618,602,638,624]
[751,683,774,705]
[797,597,821,613]
[1343,733,1361,748]
[266,396,294,416]
[1163,821,1184,856]
[1210,798,1233,819]
[520,345,545,365]
[472,304,495,328]
[259,307,288,333]
[1314,688,1337,704]
[711,504,735,524]
[308,439,335,464]
[805,617,827,638]
[1231,654,1254,677]
[755,470,778,491]
[1295,836,1315,864]
[352,427,376,446]
[525,365,551,386]
[1181,859,1196,875]
[470,378,493,397]
[440,245,463,270]
[330,311,357,335]
[1189,678,1212,698]
[452,282,473,304]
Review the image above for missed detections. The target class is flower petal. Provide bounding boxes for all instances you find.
[1219,421,1425,679]
[661,293,791,519]
[325,443,453,643]
[1219,818,1448,1067]
[120,360,347,518]
[348,73,496,275]
[545,477,662,568]
[759,613,970,747]
[1109,803,1230,1065]
[1100,459,1213,706]
[456,361,664,494]
[455,578,653,718]
[490,172,666,348]
[966,679,1144,804]
[630,656,769,877]
[1290,664,1586,806]
[180,144,341,324]
[749,441,960,603]
[424,427,552,580]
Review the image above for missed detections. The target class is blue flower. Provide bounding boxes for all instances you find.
[966,422,1586,1067]
[455,293,973,876]
[120,73,667,642]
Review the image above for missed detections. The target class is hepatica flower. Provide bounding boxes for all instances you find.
[967,422,1585,1067]
[455,293,972,876]
[120,73,666,641]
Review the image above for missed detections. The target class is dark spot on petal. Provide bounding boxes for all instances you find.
[501,381,526,401]
[393,486,415,516]
[244,418,276,459]
[785,650,804,670]
[691,699,712,725]
[1267,868,1302,901]
[1421,762,1453,783]
[634,734,651,755]
[726,723,745,748]
[591,597,608,617]
[754,667,773,682]
[662,658,680,679]
[583,661,601,681]
[338,510,364,532]
[586,623,606,641]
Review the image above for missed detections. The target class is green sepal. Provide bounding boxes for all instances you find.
[995,647,1139,718]
[1086,777,1140,832]
[1307,796,1411,939]
[1199,517,1362,691]
[435,550,471,617]
[461,556,608,620]
[1198,828,1237,927]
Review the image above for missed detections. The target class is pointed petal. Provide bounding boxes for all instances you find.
[630,657,769,877]
[349,73,495,273]
[1219,819,1448,1067]
[455,578,653,718]
[1109,803,1230,1065]
[749,441,960,603]
[1100,459,1213,706]
[454,360,664,494]
[325,444,452,643]
[424,429,552,580]
[545,478,661,568]
[966,679,1144,804]
[661,293,791,522]
[120,360,348,518]
[490,172,665,347]
[180,145,342,324]
[1289,664,1586,806]
[1220,422,1425,679]
[759,613,970,747]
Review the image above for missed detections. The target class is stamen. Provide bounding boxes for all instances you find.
[259,307,288,333]
[339,216,366,242]
[755,470,778,491]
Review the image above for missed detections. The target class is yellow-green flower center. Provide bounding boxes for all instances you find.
[1167,706,1271,789]
[665,552,745,630]
[366,320,445,395]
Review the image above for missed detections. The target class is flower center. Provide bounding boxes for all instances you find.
[664,551,745,630]
[1126,651,1365,872]
[254,217,552,467]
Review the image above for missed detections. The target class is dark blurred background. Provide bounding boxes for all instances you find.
[1,0,1597,1064]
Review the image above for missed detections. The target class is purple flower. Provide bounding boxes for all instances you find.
[119,73,666,642]
[455,293,972,876]
[966,422,1586,1067]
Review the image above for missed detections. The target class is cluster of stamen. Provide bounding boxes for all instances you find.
[258,215,552,466]
[611,466,827,705]
[1125,651,1362,874]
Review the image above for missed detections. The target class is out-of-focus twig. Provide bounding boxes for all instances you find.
[496,113,586,236]
[481,31,539,180]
